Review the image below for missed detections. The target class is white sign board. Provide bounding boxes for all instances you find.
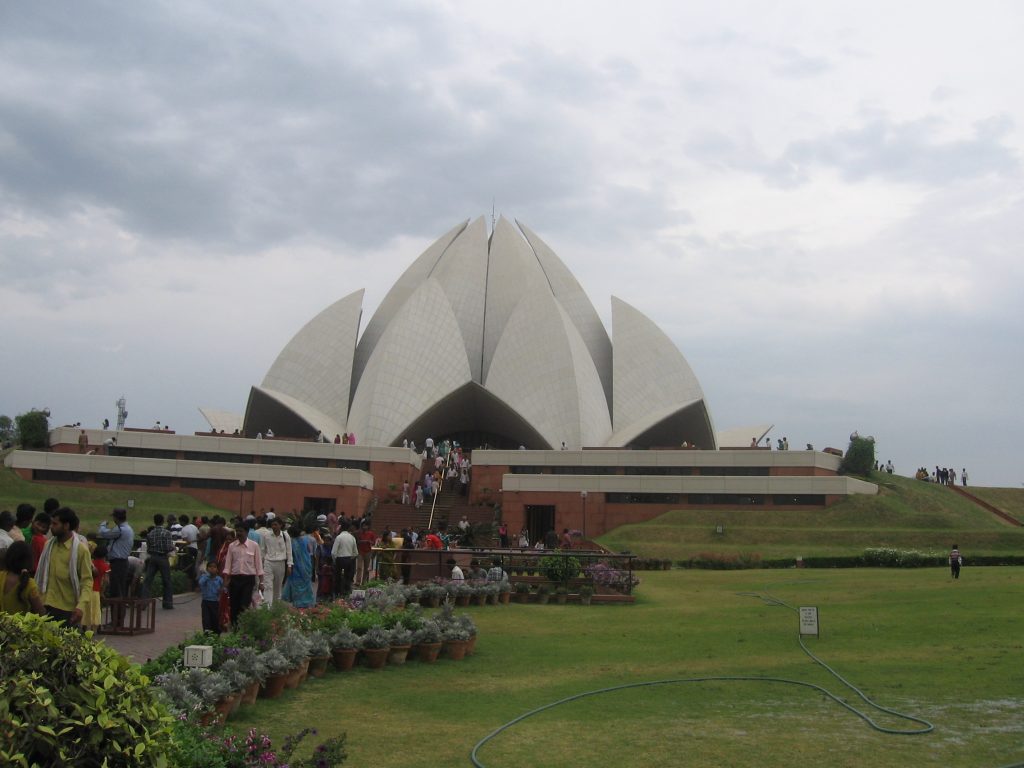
[799,606,819,637]
[183,645,213,667]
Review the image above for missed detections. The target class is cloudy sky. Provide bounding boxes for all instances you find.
[2,2,1021,486]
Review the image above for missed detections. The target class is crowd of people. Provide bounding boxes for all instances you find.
[0,496,522,636]
[913,465,969,486]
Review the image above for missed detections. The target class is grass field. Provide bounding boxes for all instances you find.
[0,465,223,532]
[228,568,1024,768]
[599,472,1024,560]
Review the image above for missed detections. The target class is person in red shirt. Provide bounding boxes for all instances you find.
[30,512,51,574]
[424,530,444,550]
[355,521,377,585]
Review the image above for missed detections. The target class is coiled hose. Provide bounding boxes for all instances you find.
[470,588,1023,767]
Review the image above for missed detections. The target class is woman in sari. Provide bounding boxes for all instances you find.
[281,524,315,608]
[214,526,233,630]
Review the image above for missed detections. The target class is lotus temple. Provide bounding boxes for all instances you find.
[7,216,876,539]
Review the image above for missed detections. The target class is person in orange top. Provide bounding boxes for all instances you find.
[86,542,111,630]
[30,512,50,574]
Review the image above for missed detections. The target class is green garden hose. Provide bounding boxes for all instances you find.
[469,589,1023,768]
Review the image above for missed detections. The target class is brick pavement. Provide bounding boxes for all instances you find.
[98,591,204,664]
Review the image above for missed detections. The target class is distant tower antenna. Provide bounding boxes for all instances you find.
[491,198,496,233]
[115,396,128,431]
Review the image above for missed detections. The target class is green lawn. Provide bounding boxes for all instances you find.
[599,473,1024,560]
[227,568,1024,768]
[0,466,224,532]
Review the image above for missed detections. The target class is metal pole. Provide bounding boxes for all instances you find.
[238,479,246,519]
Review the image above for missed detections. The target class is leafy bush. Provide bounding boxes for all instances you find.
[0,612,173,767]
[839,435,875,476]
[540,554,581,584]
[862,547,943,567]
[14,409,49,449]
[681,552,763,570]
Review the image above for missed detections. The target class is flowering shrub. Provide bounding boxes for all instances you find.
[585,562,640,592]
[683,552,763,570]
[170,721,347,768]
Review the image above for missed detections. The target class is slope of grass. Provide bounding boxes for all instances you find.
[598,473,1024,560]
[0,466,223,532]
[967,486,1024,521]
[229,569,1024,768]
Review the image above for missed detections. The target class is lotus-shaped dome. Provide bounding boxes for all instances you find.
[242,216,716,450]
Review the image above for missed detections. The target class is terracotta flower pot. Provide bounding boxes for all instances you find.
[298,657,311,684]
[455,594,471,607]
[444,638,468,661]
[555,593,568,605]
[387,644,412,665]
[241,680,260,706]
[536,593,550,605]
[415,641,442,663]
[471,593,486,606]
[514,592,529,603]
[213,693,238,723]
[308,655,331,678]
[284,665,303,689]
[487,593,499,605]
[362,647,390,670]
[332,647,358,671]
[259,672,288,699]
[499,592,511,604]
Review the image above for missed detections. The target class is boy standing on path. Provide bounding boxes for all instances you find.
[949,544,962,579]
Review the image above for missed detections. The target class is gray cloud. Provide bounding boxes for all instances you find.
[769,114,1019,187]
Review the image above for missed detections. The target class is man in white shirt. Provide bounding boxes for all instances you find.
[448,558,464,580]
[259,515,292,606]
[330,520,358,597]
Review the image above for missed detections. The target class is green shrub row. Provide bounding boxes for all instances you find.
[681,550,1024,570]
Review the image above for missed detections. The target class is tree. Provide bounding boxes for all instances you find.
[0,415,12,444]
[839,434,875,477]
[14,410,49,449]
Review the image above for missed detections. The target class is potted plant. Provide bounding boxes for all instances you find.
[578,583,595,606]
[412,619,444,663]
[420,582,445,608]
[231,647,264,705]
[536,584,551,605]
[453,581,472,607]
[387,625,414,665]
[327,625,359,671]
[278,628,313,688]
[456,614,478,655]
[469,582,487,606]
[216,658,253,715]
[187,668,235,725]
[360,626,391,669]
[153,670,202,717]
[306,631,332,678]
[554,585,569,605]
[497,581,512,604]
[513,581,531,603]
[442,623,471,661]
[257,647,292,699]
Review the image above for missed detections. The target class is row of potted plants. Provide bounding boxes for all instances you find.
[511,582,595,604]
[147,598,477,724]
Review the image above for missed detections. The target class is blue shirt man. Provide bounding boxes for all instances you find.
[97,509,134,598]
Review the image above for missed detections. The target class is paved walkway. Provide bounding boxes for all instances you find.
[98,592,205,664]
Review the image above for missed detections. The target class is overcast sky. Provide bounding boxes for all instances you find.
[2,2,1021,487]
